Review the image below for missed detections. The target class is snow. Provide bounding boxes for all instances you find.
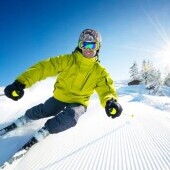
[0,78,170,170]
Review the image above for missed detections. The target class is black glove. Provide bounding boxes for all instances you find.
[4,80,26,101]
[105,98,123,119]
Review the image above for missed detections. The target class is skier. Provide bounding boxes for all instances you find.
[4,29,123,143]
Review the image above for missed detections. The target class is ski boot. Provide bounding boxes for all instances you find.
[0,115,32,136]
[22,126,50,150]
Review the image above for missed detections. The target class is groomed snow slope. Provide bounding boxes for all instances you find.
[0,79,170,170]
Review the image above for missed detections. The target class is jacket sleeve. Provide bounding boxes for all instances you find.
[16,55,70,88]
[95,69,118,107]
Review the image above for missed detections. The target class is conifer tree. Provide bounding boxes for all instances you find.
[164,72,170,87]
[129,61,140,80]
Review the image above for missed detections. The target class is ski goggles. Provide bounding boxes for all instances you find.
[79,41,100,50]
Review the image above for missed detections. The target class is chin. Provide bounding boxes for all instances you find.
[82,51,96,58]
[84,55,95,58]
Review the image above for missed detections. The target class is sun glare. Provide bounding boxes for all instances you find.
[154,44,170,70]
[145,11,170,71]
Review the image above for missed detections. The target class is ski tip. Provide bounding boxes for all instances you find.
[0,162,8,169]
[0,129,6,137]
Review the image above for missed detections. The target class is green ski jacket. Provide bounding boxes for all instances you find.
[16,51,118,107]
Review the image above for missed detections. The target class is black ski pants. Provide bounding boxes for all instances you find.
[25,97,86,134]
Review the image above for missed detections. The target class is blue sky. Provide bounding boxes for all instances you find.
[1,0,170,86]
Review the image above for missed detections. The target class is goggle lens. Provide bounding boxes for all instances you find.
[79,41,99,50]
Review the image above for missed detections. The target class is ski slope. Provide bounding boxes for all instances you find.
[0,78,170,170]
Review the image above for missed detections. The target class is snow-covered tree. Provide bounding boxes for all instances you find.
[129,59,164,94]
[133,59,162,95]
[164,72,170,87]
[148,65,161,84]
[142,61,162,94]
[140,60,150,85]
[140,60,160,84]
[147,69,162,95]
[129,61,140,80]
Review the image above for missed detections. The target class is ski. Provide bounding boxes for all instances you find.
[0,127,49,169]
[0,123,17,136]
[0,136,38,169]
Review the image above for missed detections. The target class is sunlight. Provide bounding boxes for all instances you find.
[154,44,170,71]
[144,11,170,71]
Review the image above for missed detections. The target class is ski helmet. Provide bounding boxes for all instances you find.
[78,29,102,50]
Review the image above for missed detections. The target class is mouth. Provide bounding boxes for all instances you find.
[82,48,97,58]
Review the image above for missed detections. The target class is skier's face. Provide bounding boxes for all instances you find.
[79,41,98,58]
[82,49,97,58]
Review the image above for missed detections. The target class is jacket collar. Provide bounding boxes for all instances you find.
[74,51,97,66]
